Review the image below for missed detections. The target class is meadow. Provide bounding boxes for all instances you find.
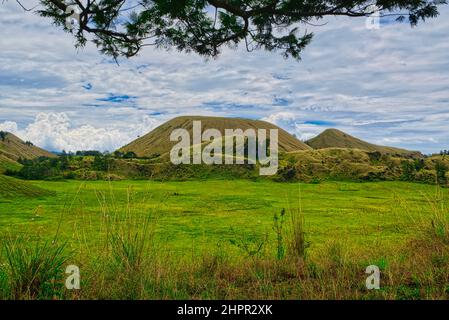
[0,179,448,299]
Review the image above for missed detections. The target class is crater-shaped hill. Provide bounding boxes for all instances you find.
[119,116,311,157]
[0,132,55,161]
[306,129,420,156]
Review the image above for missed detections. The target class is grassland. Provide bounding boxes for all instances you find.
[0,179,439,251]
[0,179,448,299]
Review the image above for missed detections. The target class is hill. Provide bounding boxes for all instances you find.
[0,131,55,161]
[0,154,22,173]
[305,129,420,156]
[0,175,55,198]
[119,116,311,157]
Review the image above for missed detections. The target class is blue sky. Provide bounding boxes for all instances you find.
[0,1,449,153]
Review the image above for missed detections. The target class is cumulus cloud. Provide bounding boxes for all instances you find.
[262,112,297,125]
[0,113,161,152]
[0,121,19,133]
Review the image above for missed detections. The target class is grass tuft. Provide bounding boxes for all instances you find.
[1,237,69,299]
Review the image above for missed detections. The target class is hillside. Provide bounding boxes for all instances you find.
[0,132,55,161]
[119,116,311,157]
[0,154,22,173]
[305,129,420,156]
[0,175,55,198]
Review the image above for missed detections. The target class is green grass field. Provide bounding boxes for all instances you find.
[0,179,439,251]
[1,179,448,299]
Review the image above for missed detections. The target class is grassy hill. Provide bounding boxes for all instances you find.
[119,116,311,157]
[0,154,22,173]
[0,131,55,161]
[0,131,55,173]
[306,129,420,156]
[0,175,55,198]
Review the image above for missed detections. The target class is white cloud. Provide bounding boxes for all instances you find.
[262,112,296,125]
[0,121,19,133]
[0,112,161,152]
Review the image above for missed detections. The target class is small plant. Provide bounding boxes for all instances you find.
[324,240,347,269]
[273,209,286,260]
[229,228,268,258]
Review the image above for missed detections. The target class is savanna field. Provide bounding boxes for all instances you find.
[1,178,449,300]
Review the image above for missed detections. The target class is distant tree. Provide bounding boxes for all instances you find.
[435,161,448,186]
[413,158,425,172]
[277,165,297,182]
[401,160,415,181]
[92,154,110,171]
[30,1,445,60]
[14,157,60,180]
[368,151,382,163]
[0,131,7,141]
[114,151,124,158]
[123,151,137,159]
[75,150,103,157]
[59,154,70,170]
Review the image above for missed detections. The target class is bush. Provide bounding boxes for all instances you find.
[277,165,297,182]
[401,160,416,181]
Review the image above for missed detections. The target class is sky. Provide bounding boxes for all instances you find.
[0,1,449,154]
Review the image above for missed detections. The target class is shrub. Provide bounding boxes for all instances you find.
[401,160,416,181]
[277,165,297,182]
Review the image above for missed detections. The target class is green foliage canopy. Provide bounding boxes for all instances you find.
[36,0,446,59]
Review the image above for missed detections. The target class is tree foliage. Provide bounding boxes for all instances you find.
[435,160,448,186]
[0,131,7,142]
[34,0,446,59]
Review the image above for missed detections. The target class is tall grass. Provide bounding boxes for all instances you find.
[90,186,157,299]
[100,188,155,272]
[425,188,449,244]
[287,185,309,261]
[1,237,69,299]
[273,209,286,260]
